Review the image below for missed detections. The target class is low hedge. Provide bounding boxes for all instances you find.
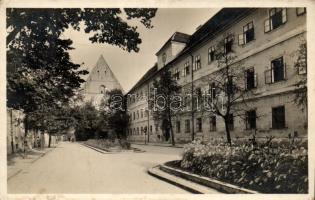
[178,139,308,193]
[85,139,131,150]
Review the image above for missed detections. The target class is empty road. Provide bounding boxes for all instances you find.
[8,142,189,194]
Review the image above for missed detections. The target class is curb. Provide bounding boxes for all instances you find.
[7,147,55,180]
[81,143,111,154]
[7,169,22,180]
[81,143,145,154]
[30,148,53,164]
[148,166,220,194]
[132,143,184,149]
[159,164,259,194]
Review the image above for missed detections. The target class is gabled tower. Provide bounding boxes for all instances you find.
[82,55,123,106]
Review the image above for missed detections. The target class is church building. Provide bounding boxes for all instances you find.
[81,55,123,106]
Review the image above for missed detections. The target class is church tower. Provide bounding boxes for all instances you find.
[81,55,123,106]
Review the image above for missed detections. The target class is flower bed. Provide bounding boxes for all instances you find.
[168,138,308,193]
[85,139,131,151]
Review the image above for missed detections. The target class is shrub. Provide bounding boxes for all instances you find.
[180,138,308,193]
[85,139,131,150]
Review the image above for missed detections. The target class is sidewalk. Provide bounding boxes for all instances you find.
[7,147,54,180]
[131,142,185,148]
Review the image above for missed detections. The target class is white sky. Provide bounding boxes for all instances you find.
[64,8,220,92]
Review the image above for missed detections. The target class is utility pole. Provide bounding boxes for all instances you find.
[10,109,14,153]
[190,54,195,141]
[144,127,147,145]
[147,83,150,143]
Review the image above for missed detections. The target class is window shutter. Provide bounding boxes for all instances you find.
[283,63,287,79]
[182,69,185,77]
[244,71,248,90]
[264,19,271,32]
[271,63,275,83]
[245,112,249,129]
[265,66,272,84]
[298,64,307,74]
[254,73,258,88]
[238,33,244,45]
[282,8,287,23]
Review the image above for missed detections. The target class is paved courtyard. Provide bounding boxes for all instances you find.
[8,142,189,194]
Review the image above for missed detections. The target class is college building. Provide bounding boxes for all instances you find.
[125,8,307,144]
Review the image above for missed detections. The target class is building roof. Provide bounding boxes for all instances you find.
[127,8,255,94]
[128,63,158,94]
[155,32,191,56]
[82,54,123,93]
[176,8,254,59]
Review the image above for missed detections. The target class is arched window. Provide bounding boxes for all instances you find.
[99,85,106,94]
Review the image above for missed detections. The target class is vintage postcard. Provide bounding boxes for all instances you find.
[0,0,314,200]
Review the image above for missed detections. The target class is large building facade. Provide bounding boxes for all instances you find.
[126,8,307,143]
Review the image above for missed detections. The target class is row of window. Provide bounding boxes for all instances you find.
[128,125,156,136]
[173,8,306,80]
[183,55,305,103]
[175,105,286,134]
[130,109,149,121]
[130,54,305,114]
[128,91,148,104]
[129,104,286,137]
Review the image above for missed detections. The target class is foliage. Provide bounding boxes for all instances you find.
[85,139,131,150]
[6,8,157,138]
[71,89,129,141]
[293,41,307,111]
[202,33,253,145]
[179,139,308,193]
[71,101,99,141]
[100,89,130,139]
[148,69,181,146]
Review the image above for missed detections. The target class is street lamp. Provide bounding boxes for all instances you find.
[144,126,147,145]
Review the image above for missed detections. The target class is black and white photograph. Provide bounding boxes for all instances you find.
[1,1,314,199]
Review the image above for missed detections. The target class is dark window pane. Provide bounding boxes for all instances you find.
[272,11,283,29]
[246,110,256,129]
[272,106,285,129]
[272,57,284,82]
[227,114,234,130]
[210,116,216,131]
[245,28,255,43]
[246,69,255,90]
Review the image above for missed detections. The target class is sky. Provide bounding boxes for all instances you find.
[65,8,220,92]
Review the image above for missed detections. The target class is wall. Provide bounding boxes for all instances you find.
[7,109,60,155]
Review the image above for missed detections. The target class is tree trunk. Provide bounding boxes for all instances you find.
[23,114,29,158]
[10,109,15,154]
[41,132,45,149]
[224,117,232,146]
[33,130,37,148]
[168,114,175,146]
[48,133,52,148]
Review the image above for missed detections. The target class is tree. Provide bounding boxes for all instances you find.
[293,41,307,111]
[71,101,99,141]
[102,89,130,140]
[7,8,157,144]
[149,70,181,146]
[27,100,77,147]
[202,33,253,146]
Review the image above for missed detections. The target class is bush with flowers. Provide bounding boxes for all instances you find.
[169,137,308,193]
